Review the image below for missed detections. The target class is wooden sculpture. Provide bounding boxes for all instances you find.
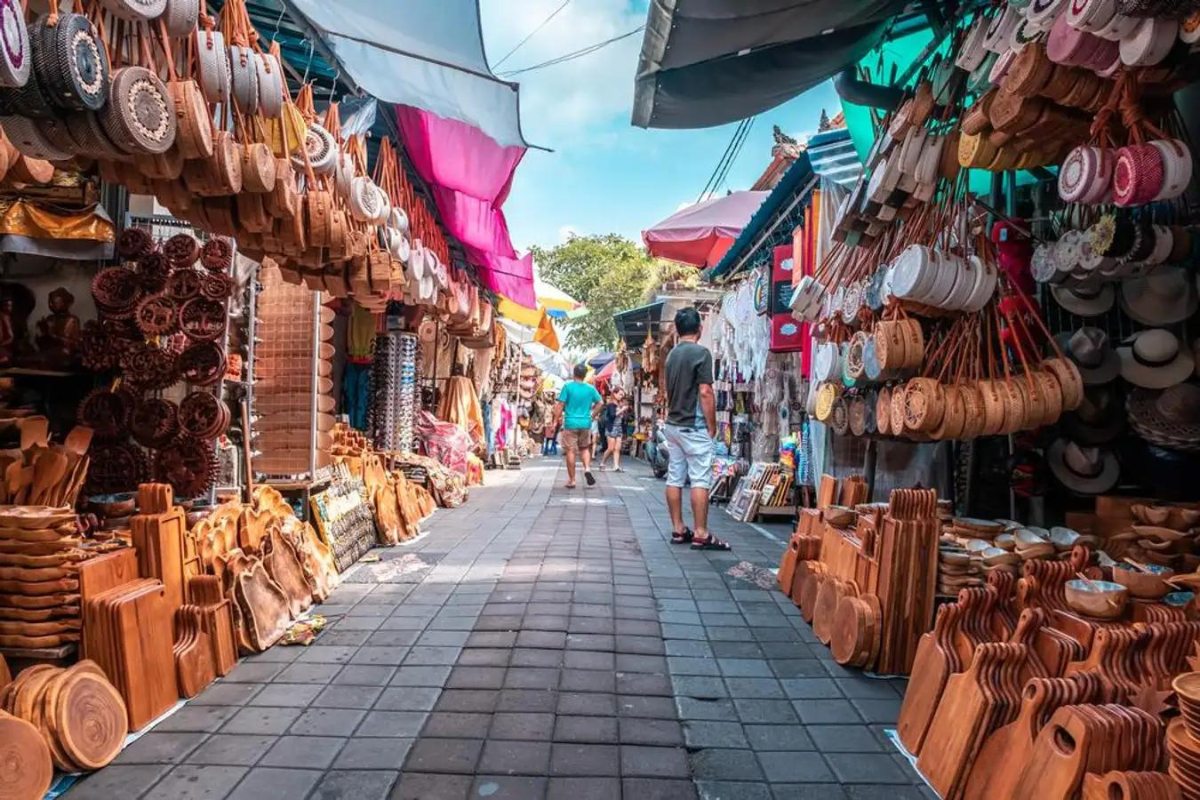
[0,710,52,800]
[262,526,312,618]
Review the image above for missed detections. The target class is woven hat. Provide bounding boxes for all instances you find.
[1062,384,1125,445]
[1051,282,1114,316]
[1127,383,1200,452]
[1120,267,1198,326]
[1048,438,1119,494]
[1118,329,1195,389]
[1054,327,1120,384]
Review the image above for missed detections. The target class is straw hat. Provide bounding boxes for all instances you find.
[1118,329,1195,389]
[1127,383,1200,452]
[1062,384,1125,445]
[1054,327,1120,385]
[1051,283,1114,317]
[1048,439,1120,494]
[1120,267,1198,326]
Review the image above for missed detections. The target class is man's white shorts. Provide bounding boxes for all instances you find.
[663,424,714,489]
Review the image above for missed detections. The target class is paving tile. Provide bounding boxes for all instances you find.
[694,781,774,800]
[470,775,549,800]
[356,710,428,737]
[618,695,678,718]
[557,691,616,716]
[823,753,916,784]
[498,688,560,713]
[622,778,698,799]
[390,772,473,800]
[187,734,276,766]
[191,681,263,705]
[112,732,208,765]
[457,647,511,666]
[478,739,552,774]
[332,737,413,769]
[793,699,864,724]
[676,696,740,722]
[673,676,728,698]
[550,743,620,776]
[718,658,775,677]
[616,673,673,696]
[404,737,483,774]
[618,717,683,746]
[504,666,561,690]
[312,684,383,709]
[689,747,765,781]
[616,653,667,673]
[808,724,886,753]
[447,666,507,689]
[390,665,453,687]
[435,689,500,713]
[245,684,323,708]
[743,723,815,751]
[151,705,237,733]
[142,765,247,799]
[286,707,366,736]
[421,711,492,738]
[351,646,410,666]
[221,662,284,683]
[258,736,344,769]
[274,663,342,684]
[309,769,398,800]
[491,711,556,741]
[781,678,843,699]
[60,765,170,799]
[564,650,615,671]
[559,668,615,693]
[554,714,618,744]
[296,645,358,665]
[682,720,748,748]
[850,697,904,724]
[221,706,302,735]
[404,646,463,666]
[545,776,620,800]
[757,751,836,782]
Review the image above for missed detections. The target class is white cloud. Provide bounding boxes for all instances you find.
[480,0,644,143]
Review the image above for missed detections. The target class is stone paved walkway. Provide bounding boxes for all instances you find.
[67,457,931,800]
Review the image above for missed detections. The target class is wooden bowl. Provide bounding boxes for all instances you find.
[1134,505,1172,526]
[994,533,1016,551]
[824,506,856,527]
[940,549,971,566]
[1018,542,1057,560]
[1065,578,1128,620]
[1134,525,1190,543]
[1111,563,1174,600]
[966,539,992,554]
[87,492,137,517]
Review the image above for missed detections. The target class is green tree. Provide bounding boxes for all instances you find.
[531,234,661,350]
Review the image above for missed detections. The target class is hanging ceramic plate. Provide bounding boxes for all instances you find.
[0,0,30,88]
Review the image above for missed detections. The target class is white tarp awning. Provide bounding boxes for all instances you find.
[287,0,530,148]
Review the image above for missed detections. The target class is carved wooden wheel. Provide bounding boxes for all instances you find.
[177,341,225,386]
[51,663,128,770]
[131,398,179,449]
[153,435,216,498]
[90,266,142,318]
[163,233,200,269]
[179,297,225,341]
[120,342,177,391]
[77,387,134,439]
[200,237,233,272]
[179,391,229,438]
[134,295,179,337]
[86,442,148,495]
[166,268,202,302]
[0,711,52,800]
[116,227,153,260]
[200,272,234,301]
[137,251,172,293]
[80,320,129,372]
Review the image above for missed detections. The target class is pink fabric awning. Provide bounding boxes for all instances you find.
[642,190,769,268]
[396,106,536,307]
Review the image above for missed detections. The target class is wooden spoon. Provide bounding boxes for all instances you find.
[63,427,93,457]
[18,417,48,451]
[30,452,67,506]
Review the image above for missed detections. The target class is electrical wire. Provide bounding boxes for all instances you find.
[492,0,572,70]
[713,116,756,195]
[499,25,645,77]
[696,117,750,203]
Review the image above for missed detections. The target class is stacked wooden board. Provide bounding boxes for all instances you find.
[82,579,178,731]
[781,483,940,674]
[0,507,88,649]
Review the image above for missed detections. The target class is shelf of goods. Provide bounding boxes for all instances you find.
[795,0,1199,445]
[0,0,501,336]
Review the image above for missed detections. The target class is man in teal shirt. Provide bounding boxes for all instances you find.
[555,364,603,488]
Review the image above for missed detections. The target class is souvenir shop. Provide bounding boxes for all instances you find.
[0,0,537,795]
[763,0,1200,793]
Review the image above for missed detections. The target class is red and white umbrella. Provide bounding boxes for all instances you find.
[642,190,768,268]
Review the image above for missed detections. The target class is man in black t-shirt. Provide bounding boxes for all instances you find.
[662,307,729,550]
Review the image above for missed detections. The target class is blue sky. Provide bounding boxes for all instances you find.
[478,0,842,253]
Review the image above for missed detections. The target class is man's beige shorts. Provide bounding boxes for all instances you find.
[559,428,592,450]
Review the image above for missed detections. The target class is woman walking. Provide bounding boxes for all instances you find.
[599,389,629,472]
